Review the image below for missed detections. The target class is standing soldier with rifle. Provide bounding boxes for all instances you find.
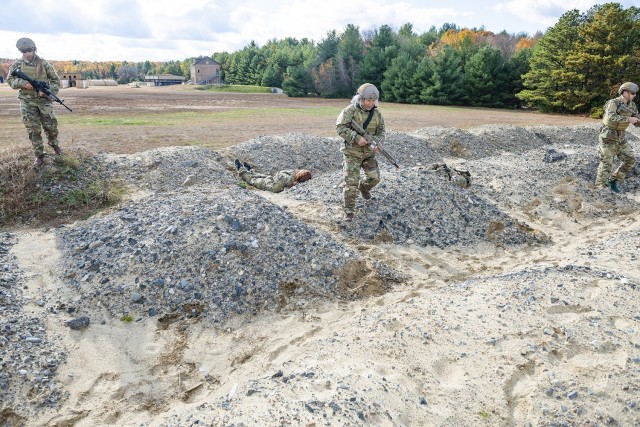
[595,81,640,193]
[336,83,388,222]
[7,37,65,167]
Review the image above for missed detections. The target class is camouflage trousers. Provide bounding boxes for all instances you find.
[20,98,59,157]
[342,152,380,214]
[239,170,294,193]
[595,137,636,186]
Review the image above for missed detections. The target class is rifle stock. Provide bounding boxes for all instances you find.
[350,120,400,169]
[11,68,73,112]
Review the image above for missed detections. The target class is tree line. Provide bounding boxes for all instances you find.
[1,2,638,116]
[212,2,639,116]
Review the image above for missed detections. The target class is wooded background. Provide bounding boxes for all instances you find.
[1,2,638,116]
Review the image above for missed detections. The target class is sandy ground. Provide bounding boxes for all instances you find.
[2,84,639,426]
[10,184,640,426]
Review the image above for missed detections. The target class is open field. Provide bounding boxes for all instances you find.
[0,84,596,154]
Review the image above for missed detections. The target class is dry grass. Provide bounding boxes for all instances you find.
[0,145,124,228]
[0,84,596,155]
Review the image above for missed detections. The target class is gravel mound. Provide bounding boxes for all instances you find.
[101,146,235,193]
[469,143,640,219]
[286,167,547,247]
[56,188,404,325]
[220,133,344,175]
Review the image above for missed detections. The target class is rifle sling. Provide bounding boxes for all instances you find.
[362,108,375,130]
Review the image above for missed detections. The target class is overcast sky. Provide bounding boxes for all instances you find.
[0,0,634,62]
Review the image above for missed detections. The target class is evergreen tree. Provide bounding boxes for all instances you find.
[570,3,640,112]
[517,10,584,112]
[315,30,340,66]
[506,47,533,108]
[420,46,465,105]
[335,24,365,95]
[283,64,314,97]
[464,45,509,107]
[358,25,399,95]
[381,52,419,103]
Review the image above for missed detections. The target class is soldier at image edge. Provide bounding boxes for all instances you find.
[7,37,64,167]
[595,81,640,193]
[336,83,386,222]
[234,159,311,193]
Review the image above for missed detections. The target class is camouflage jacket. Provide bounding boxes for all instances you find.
[600,97,639,140]
[240,170,296,193]
[7,55,61,101]
[336,103,385,156]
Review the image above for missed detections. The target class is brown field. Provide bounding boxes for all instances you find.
[0,84,596,154]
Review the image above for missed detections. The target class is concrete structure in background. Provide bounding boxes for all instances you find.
[190,57,221,85]
[86,79,117,86]
[144,74,186,86]
[61,73,81,87]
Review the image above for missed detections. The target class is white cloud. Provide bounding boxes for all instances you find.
[1,0,636,62]
[493,0,632,32]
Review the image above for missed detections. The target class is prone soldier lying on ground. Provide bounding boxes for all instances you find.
[423,163,472,188]
[234,159,312,193]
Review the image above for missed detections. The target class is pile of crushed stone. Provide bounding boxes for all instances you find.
[413,123,602,159]
[56,188,404,325]
[49,125,640,327]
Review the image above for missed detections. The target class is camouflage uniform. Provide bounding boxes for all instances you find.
[239,169,297,193]
[595,97,638,187]
[7,55,62,158]
[426,163,472,188]
[336,101,385,215]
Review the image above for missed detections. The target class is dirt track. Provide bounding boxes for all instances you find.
[0,84,596,154]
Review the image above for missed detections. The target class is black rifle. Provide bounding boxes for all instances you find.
[617,102,639,119]
[350,120,400,169]
[10,68,73,112]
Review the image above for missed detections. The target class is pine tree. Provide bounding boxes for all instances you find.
[358,25,399,97]
[517,10,584,112]
[420,46,465,105]
[464,45,509,107]
[571,3,640,112]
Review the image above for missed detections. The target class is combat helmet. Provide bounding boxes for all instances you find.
[16,38,36,52]
[618,82,638,95]
[357,83,379,100]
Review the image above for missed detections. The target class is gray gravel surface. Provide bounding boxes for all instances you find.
[3,123,640,426]
[0,233,66,425]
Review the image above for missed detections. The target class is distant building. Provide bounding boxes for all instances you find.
[61,73,81,87]
[191,57,221,85]
[144,74,186,86]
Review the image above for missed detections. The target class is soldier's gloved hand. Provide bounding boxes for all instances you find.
[630,116,640,125]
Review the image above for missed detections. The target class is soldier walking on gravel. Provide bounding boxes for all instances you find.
[7,37,64,167]
[595,81,640,193]
[336,83,386,222]
[234,159,311,193]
